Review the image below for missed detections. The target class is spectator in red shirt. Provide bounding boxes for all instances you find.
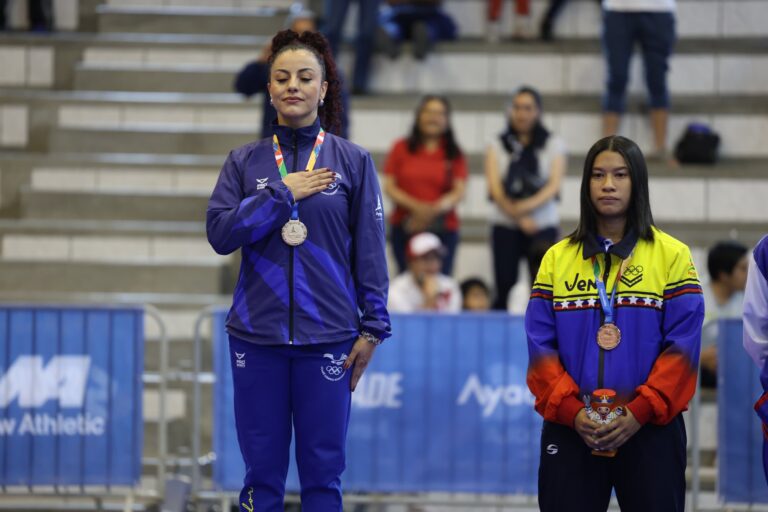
[383,95,467,276]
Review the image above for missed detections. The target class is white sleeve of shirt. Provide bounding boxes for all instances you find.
[743,250,768,368]
[446,278,462,313]
[387,274,416,313]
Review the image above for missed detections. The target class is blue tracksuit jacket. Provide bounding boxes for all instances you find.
[206,118,391,345]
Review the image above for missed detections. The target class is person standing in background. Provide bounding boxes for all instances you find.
[383,95,467,276]
[485,86,566,310]
[322,0,381,95]
[601,0,677,161]
[208,30,390,511]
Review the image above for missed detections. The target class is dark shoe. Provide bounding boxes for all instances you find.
[411,21,431,60]
[539,19,554,41]
[376,27,400,60]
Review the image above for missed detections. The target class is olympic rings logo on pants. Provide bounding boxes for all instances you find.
[321,352,348,382]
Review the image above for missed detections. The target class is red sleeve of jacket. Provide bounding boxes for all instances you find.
[525,247,584,427]
[626,245,704,425]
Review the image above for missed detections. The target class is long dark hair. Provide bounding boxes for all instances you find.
[406,95,462,161]
[569,136,655,243]
[268,30,343,135]
[501,85,549,152]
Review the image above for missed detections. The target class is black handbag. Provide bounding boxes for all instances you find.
[675,123,720,164]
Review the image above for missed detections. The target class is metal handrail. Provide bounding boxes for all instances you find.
[191,305,228,497]
[143,304,169,499]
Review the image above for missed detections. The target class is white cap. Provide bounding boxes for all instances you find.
[407,232,445,260]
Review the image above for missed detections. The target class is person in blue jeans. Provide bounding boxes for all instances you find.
[322,0,381,95]
[601,0,676,160]
[378,0,458,60]
[208,30,391,512]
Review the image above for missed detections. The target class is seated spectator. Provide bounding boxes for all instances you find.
[234,9,350,138]
[321,0,380,95]
[487,0,531,41]
[485,86,566,310]
[460,277,492,311]
[388,232,461,313]
[701,241,748,387]
[378,0,458,60]
[383,95,467,276]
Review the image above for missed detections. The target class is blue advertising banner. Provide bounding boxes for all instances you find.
[0,306,144,487]
[213,312,541,494]
[718,318,768,504]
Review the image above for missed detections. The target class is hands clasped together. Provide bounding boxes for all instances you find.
[574,407,642,452]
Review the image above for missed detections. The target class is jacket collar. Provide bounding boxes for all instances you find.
[272,117,322,149]
[582,228,638,260]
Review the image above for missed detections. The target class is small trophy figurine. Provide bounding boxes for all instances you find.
[584,388,623,458]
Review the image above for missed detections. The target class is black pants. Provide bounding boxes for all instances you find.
[0,0,52,30]
[538,417,687,512]
[491,225,557,310]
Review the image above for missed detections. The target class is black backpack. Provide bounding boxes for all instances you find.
[675,123,720,164]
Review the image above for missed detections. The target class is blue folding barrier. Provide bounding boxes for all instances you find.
[0,306,144,487]
[213,311,541,494]
[718,318,768,504]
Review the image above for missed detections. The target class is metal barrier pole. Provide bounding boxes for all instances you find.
[691,364,702,512]
[144,305,169,499]
[192,306,221,497]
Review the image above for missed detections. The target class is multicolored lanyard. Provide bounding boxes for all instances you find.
[272,128,325,220]
[591,249,633,324]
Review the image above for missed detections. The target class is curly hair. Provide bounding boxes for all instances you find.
[268,29,343,136]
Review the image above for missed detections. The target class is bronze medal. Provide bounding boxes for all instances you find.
[281,219,308,246]
[597,323,621,350]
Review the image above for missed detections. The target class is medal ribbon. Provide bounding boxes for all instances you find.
[591,249,633,324]
[272,128,325,220]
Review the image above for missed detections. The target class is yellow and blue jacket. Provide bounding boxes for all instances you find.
[525,226,704,426]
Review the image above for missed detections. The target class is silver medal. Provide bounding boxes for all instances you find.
[282,219,308,246]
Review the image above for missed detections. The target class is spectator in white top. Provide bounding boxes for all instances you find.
[388,232,461,313]
[601,0,676,161]
[485,86,566,310]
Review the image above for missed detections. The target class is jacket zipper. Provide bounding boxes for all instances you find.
[597,252,611,390]
[288,131,298,345]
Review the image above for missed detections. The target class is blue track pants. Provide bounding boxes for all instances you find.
[229,335,356,512]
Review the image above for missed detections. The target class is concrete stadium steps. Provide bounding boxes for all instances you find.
[0,230,221,265]
[0,259,224,294]
[28,91,766,158]
[96,5,288,36]
[19,186,209,221]
[47,111,768,159]
[14,184,766,245]
[93,0,768,39]
[72,39,768,95]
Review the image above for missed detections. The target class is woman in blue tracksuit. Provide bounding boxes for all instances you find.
[206,30,391,512]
